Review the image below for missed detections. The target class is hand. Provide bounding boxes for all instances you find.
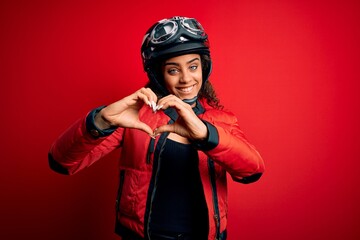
[154,95,208,141]
[94,88,157,136]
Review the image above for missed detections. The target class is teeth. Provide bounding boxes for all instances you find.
[178,85,194,93]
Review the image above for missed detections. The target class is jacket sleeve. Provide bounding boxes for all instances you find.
[48,110,124,175]
[197,110,265,184]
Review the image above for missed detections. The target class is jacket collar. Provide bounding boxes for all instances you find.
[164,99,205,121]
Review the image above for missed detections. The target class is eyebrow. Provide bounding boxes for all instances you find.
[163,57,200,66]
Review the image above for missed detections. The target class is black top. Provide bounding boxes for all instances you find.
[149,138,208,236]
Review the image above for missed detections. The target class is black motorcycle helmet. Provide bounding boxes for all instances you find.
[141,16,212,99]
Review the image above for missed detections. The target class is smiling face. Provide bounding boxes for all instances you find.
[162,53,203,100]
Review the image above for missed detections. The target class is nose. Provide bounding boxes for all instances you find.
[179,69,192,83]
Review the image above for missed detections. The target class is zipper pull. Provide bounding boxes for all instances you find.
[214,214,220,226]
[214,214,220,239]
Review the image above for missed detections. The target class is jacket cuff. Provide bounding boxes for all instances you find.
[86,106,117,138]
[48,153,70,175]
[232,173,263,184]
[191,120,219,151]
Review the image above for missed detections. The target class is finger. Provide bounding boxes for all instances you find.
[144,87,158,103]
[157,94,178,104]
[137,91,152,107]
[158,95,188,111]
[137,88,159,111]
[140,88,158,104]
[134,121,154,136]
[154,124,175,135]
[136,91,155,108]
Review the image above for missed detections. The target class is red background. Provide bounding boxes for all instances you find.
[1,0,359,239]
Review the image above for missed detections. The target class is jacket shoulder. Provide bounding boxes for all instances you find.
[200,101,238,126]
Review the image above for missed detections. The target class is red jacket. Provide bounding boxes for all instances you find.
[49,99,265,240]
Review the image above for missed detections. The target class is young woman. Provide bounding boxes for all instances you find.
[48,16,265,240]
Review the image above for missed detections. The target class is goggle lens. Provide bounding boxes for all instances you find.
[152,21,177,43]
[182,18,204,34]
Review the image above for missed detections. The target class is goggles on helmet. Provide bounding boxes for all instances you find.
[149,17,207,46]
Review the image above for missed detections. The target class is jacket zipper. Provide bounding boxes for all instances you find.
[115,169,125,221]
[147,137,155,164]
[146,132,169,239]
[208,158,221,240]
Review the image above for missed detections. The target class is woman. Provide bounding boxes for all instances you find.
[48,16,265,240]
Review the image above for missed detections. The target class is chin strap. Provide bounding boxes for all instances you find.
[182,96,198,105]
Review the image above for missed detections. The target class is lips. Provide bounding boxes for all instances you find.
[176,84,195,93]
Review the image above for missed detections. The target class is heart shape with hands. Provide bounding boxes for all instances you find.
[95,88,208,142]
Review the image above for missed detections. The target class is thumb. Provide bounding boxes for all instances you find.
[154,124,175,135]
[135,122,154,136]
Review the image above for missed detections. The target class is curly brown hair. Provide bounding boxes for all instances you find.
[145,54,223,109]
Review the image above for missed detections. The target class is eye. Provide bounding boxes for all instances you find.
[190,65,198,71]
[167,68,179,75]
